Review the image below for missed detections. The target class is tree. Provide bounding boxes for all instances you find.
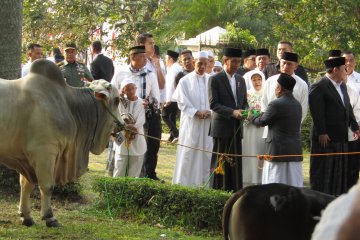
[246,0,360,71]
[22,0,163,58]
[0,0,23,192]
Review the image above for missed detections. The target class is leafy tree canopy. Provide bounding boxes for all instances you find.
[23,0,360,71]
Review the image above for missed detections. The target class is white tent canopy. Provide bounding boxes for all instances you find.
[176,26,226,51]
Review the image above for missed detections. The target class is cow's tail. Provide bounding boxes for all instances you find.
[222,189,245,240]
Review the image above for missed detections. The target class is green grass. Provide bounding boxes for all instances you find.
[0,140,310,239]
[0,142,220,239]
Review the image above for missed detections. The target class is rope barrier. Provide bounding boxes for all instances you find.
[103,101,360,161]
[138,132,360,160]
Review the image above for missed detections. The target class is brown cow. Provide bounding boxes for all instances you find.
[0,59,120,227]
[222,183,335,240]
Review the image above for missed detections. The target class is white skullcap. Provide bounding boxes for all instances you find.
[120,78,136,91]
[193,51,208,60]
[207,50,214,58]
[214,61,222,67]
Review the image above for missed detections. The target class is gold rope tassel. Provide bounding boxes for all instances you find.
[124,131,132,148]
[215,155,235,175]
[215,155,225,175]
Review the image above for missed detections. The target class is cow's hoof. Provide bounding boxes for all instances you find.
[21,218,35,227]
[46,219,61,227]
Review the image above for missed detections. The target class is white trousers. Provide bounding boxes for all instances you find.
[262,161,303,187]
[113,154,144,178]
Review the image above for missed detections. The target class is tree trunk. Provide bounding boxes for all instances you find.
[0,0,23,193]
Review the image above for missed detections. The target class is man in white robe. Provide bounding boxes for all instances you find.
[172,51,213,186]
[261,52,308,186]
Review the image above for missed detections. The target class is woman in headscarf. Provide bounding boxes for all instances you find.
[242,69,266,186]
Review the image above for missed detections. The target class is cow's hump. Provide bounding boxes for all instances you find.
[29,59,66,87]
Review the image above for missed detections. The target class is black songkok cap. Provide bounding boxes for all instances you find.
[242,49,256,59]
[328,50,342,58]
[224,48,242,57]
[166,50,179,60]
[281,52,299,62]
[256,48,270,57]
[129,45,146,55]
[324,57,346,69]
[277,73,296,91]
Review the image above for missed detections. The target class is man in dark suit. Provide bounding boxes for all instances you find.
[208,47,248,192]
[90,40,114,82]
[309,57,360,196]
[250,73,303,187]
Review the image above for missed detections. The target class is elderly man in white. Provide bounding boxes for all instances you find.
[261,51,308,187]
[172,51,213,187]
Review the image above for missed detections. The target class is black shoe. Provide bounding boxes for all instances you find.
[149,176,165,183]
[167,135,174,142]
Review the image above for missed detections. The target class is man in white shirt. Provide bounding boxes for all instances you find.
[136,33,165,92]
[111,45,161,181]
[262,52,308,124]
[136,34,164,181]
[172,51,213,186]
[22,43,43,77]
[163,50,182,142]
[343,51,360,94]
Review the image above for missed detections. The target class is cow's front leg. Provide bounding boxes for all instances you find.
[38,181,60,227]
[33,150,60,227]
[19,174,35,226]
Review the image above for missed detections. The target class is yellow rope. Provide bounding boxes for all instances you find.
[139,132,360,161]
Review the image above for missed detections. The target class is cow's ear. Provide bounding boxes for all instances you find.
[94,91,108,101]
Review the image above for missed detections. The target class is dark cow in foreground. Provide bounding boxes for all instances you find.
[223,183,335,240]
[0,60,120,227]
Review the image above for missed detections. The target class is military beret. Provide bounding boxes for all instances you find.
[64,43,76,51]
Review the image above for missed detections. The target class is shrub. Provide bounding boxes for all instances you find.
[301,112,312,152]
[0,165,20,193]
[92,177,231,232]
[53,181,83,200]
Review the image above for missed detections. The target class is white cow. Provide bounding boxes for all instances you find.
[0,59,120,227]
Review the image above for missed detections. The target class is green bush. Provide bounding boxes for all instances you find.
[0,165,20,193]
[92,177,231,232]
[53,181,83,200]
[301,111,313,152]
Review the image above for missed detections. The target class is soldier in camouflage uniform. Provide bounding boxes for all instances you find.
[60,43,93,87]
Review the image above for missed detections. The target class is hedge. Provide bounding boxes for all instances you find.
[92,177,231,232]
[301,111,313,152]
[0,164,82,199]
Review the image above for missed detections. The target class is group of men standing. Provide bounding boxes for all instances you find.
[171,41,360,196]
[21,37,360,196]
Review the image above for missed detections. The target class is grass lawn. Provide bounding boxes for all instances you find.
[0,139,310,239]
